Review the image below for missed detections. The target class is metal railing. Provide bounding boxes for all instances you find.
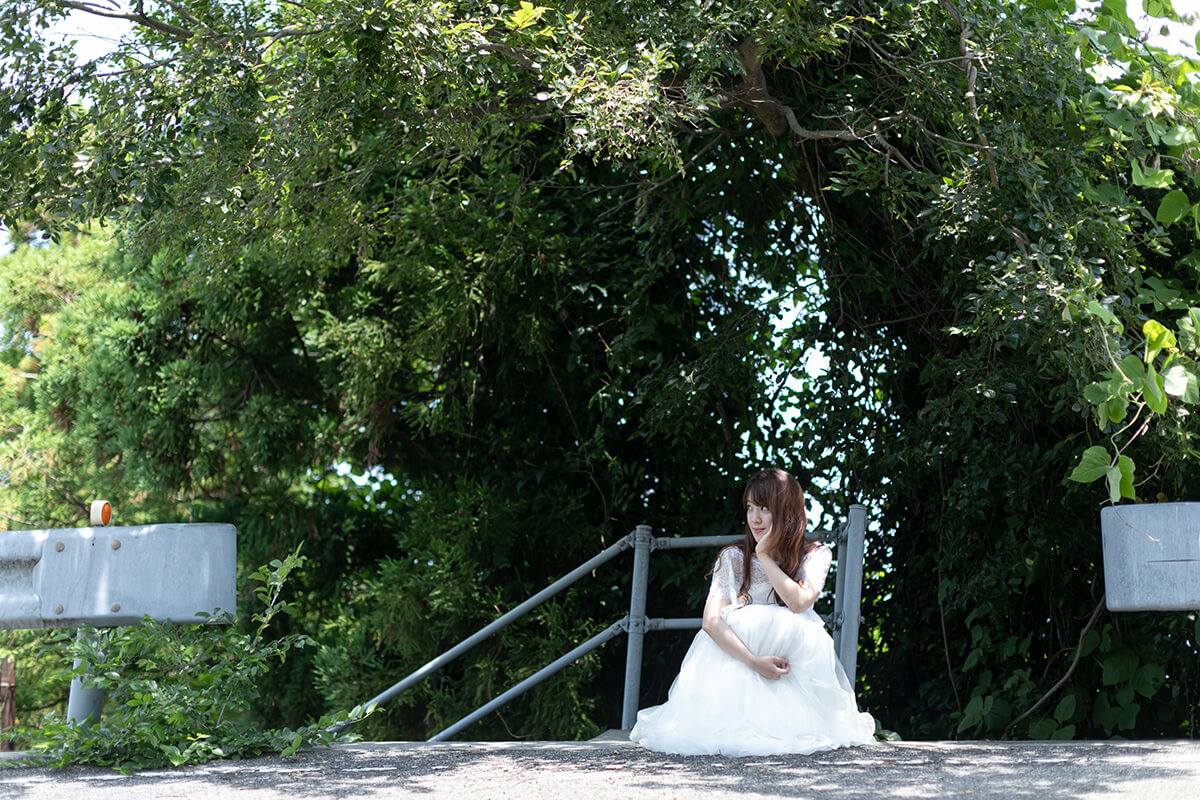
[353,504,867,740]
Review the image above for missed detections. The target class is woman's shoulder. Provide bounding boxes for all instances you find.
[802,541,832,562]
[716,544,745,564]
[713,544,750,573]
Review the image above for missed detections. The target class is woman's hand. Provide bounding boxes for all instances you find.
[754,528,775,559]
[750,654,790,680]
[756,544,820,614]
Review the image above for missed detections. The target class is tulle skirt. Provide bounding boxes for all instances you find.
[630,604,876,756]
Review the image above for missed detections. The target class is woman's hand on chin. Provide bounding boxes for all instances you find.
[754,530,775,560]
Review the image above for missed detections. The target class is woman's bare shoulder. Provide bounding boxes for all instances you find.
[713,544,744,568]
[803,542,832,561]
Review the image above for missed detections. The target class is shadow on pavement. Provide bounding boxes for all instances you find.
[1,738,1198,799]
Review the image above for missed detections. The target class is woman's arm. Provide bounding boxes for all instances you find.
[701,590,789,680]
[755,535,821,613]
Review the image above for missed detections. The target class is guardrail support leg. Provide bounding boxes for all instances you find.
[621,524,653,729]
[66,629,104,727]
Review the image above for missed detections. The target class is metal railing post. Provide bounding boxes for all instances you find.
[429,620,628,742]
[836,504,867,686]
[832,518,849,642]
[66,629,104,727]
[621,524,653,729]
[353,534,634,721]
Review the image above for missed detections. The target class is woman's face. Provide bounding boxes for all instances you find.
[746,500,772,543]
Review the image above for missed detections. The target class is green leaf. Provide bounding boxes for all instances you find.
[1156,190,1192,224]
[1102,649,1139,685]
[1103,394,1131,424]
[1162,125,1197,146]
[1116,454,1135,500]
[1143,0,1179,23]
[1132,663,1165,699]
[1053,694,1077,723]
[1186,372,1200,405]
[1106,465,1123,503]
[1118,355,1145,391]
[1143,319,1177,362]
[1050,724,1077,740]
[1086,300,1117,324]
[508,1,548,30]
[1084,381,1113,404]
[1132,159,1175,188]
[1028,717,1058,739]
[1069,445,1111,483]
[958,694,985,732]
[1104,108,1137,133]
[1144,361,1168,414]
[1161,362,1198,402]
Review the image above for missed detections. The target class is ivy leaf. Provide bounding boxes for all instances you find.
[1028,717,1058,739]
[1069,445,1111,483]
[1102,649,1139,685]
[1103,394,1131,424]
[1156,190,1192,224]
[1162,126,1198,146]
[1103,108,1136,133]
[1161,362,1199,402]
[958,694,985,732]
[1053,694,1077,723]
[1050,724,1077,740]
[1084,381,1113,404]
[1086,300,1117,324]
[1106,465,1123,502]
[1144,361,1168,414]
[1143,319,1176,362]
[1116,454,1135,500]
[1132,159,1175,188]
[1117,354,1145,391]
[1132,663,1165,699]
[1178,312,1198,352]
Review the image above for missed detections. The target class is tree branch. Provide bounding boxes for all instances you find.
[939,0,1000,187]
[1005,593,1106,734]
[476,41,540,71]
[52,1,330,45]
[730,35,922,178]
[53,0,196,40]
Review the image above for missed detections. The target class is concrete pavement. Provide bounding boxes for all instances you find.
[1,731,1198,798]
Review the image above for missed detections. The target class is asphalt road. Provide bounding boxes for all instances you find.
[2,732,1198,799]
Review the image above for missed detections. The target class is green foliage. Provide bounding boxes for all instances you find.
[16,547,370,770]
[309,477,609,741]
[2,0,1200,748]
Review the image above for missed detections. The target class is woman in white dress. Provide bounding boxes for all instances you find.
[630,468,876,755]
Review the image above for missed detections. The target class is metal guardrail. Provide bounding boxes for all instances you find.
[353,504,868,740]
[0,523,237,725]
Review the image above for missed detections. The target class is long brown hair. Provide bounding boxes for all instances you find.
[728,468,815,606]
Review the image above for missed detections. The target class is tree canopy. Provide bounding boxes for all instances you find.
[3,0,1200,742]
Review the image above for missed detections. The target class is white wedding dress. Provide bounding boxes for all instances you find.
[630,545,876,755]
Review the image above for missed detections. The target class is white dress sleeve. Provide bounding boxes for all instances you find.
[798,544,833,594]
[706,547,743,606]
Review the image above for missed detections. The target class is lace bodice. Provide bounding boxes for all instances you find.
[707,544,832,608]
